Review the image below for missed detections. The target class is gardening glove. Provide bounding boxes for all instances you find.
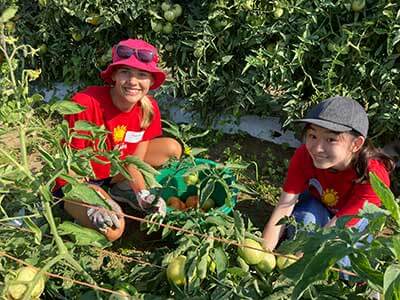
[136,189,166,217]
[87,192,122,232]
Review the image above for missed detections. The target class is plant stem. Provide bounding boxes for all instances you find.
[19,126,29,172]
[40,185,101,298]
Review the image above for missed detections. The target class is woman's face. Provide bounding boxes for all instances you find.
[111,67,153,111]
[305,124,365,171]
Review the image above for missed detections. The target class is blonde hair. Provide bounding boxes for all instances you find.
[139,95,154,129]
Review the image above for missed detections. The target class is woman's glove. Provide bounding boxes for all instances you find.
[87,207,121,232]
[136,189,166,217]
[87,191,122,232]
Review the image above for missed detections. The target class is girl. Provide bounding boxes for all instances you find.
[55,39,182,241]
[262,96,395,251]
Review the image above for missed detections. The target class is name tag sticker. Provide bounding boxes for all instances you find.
[125,131,145,143]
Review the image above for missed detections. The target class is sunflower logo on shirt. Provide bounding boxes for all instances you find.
[113,125,127,143]
[322,188,339,207]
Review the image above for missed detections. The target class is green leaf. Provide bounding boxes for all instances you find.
[351,252,383,290]
[384,264,400,300]
[213,246,228,275]
[73,120,108,135]
[58,221,111,248]
[123,156,160,176]
[0,7,18,22]
[390,235,400,261]
[62,183,111,209]
[50,100,86,115]
[233,210,245,240]
[370,172,400,227]
[199,179,215,206]
[289,240,351,300]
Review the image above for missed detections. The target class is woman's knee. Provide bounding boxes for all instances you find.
[167,138,182,159]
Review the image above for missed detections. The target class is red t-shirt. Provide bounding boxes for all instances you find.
[283,144,390,226]
[58,86,162,184]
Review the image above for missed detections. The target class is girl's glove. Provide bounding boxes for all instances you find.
[136,189,166,217]
[87,191,122,232]
[87,207,121,232]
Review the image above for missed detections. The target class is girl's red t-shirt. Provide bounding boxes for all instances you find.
[283,144,390,226]
[57,86,162,185]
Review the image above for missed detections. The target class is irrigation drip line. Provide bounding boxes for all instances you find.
[0,251,132,298]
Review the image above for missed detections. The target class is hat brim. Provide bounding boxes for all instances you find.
[100,60,166,90]
[294,118,353,133]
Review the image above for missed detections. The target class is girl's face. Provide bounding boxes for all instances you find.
[111,67,153,111]
[305,124,365,171]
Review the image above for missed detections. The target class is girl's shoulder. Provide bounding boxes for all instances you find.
[293,144,310,159]
[72,86,111,106]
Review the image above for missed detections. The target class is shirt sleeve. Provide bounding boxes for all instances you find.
[65,92,101,150]
[142,97,162,141]
[335,160,390,226]
[282,145,310,194]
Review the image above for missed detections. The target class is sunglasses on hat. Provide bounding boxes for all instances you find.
[116,45,156,63]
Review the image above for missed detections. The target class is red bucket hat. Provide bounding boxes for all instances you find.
[100,39,166,90]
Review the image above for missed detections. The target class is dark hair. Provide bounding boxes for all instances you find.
[350,131,395,183]
[301,125,395,182]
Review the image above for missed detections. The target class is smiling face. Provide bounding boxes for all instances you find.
[110,67,154,111]
[304,124,365,171]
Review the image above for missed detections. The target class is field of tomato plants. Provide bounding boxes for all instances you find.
[1,1,400,300]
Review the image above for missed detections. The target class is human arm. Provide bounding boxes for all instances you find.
[64,184,125,241]
[262,192,299,251]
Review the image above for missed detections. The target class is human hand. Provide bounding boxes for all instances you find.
[87,189,122,232]
[87,206,121,232]
[136,189,166,217]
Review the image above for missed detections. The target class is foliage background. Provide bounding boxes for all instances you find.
[1,0,400,143]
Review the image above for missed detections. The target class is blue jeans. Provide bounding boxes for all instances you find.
[287,192,369,280]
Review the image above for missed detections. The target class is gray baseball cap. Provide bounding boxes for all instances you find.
[295,96,369,137]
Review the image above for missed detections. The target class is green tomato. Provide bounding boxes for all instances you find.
[71,32,83,41]
[351,0,365,12]
[38,44,48,55]
[5,21,16,33]
[184,172,199,185]
[7,267,45,300]
[38,0,47,7]
[86,15,101,26]
[164,10,176,22]
[201,198,215,211]
[213,18,228,30]
[165,43,174,51]
[242,0,254,10]
[193,48,203,58]
[162,22,173,34]
[238,238,264,265]
[273,7,284,18]
[256,252,276,273]
[172,4,183,17]
[166,255,186,286]
[161,2,171,12]
[151,20,163,33]
[113,282,137,295]
[247,15,264,27]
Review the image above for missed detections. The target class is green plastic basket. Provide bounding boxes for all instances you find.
[156,158,237,214]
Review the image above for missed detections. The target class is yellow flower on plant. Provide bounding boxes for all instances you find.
[322,188,338,207]
[184,145,192,155]
[113,125,127,143]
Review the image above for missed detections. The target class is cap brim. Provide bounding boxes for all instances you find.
[294,118,352,133]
